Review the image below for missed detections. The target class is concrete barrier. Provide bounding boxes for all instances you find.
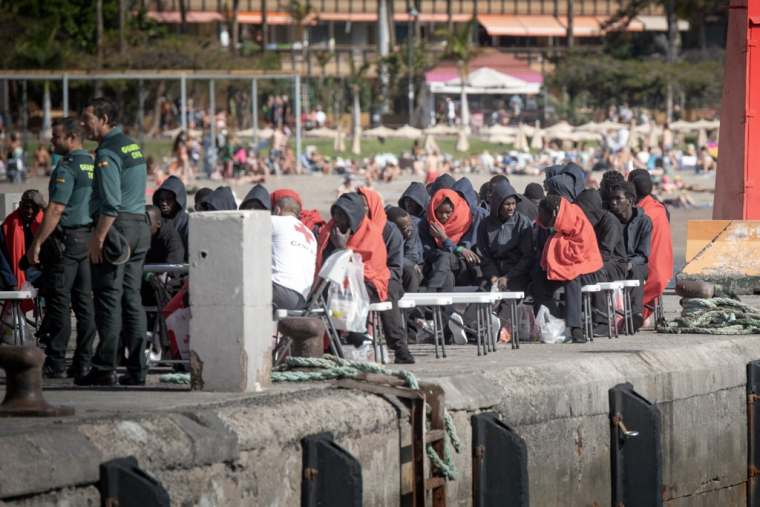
[678,220,760,294]
[1,330,759,506]
[188,211,272,392]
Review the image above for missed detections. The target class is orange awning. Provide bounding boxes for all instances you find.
[237,11,307,25]
[319,12,378,22]
[601,16,645,33]
[394,13,471,23]
[556,16,604,37]
[145,11,224,23]
[517,15,565,37]
[477,15,527,37]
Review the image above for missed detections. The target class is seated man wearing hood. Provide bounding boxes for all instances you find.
[535,195,603,343]
[609,182,652,332]
[386,207,423,293]
[486,175,538,220]
[198,186,237,211]
[317,193,414,364]
[398,181,430,226]
[574,188,628,335]
[475,180,534,294]
[419,188,477,292]
[239,184,271,211]
[153,175,189,254]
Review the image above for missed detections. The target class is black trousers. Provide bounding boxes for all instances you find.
[90,220,151,377]
[533,270,601,329]
[425,252,479,292]
[402,264,422,293]
[273,282,306,312]
[42,230,98,370]
[366,279,409,354]
[627,264,649,316]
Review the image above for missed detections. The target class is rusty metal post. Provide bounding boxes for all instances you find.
[278,317,325,358]
[0,346,74,417]
[714,0,760,220]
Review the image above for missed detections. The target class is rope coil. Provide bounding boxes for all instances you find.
[659,297,760,335]
[272,355,462,480]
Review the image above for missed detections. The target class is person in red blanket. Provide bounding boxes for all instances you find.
[0,190,45,308]
[631,175,673,324]
[535,194,603,343]
[316,192,414,364]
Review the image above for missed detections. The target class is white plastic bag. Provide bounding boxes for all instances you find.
[534,305,570,344]
[327,253,370,332]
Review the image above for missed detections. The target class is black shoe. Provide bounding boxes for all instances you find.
[571,327,587,344]
[118,374,146,386]
[42,364,67,379]
[66,364,91,379]
[394,349,416,364]
[633,313,645,332]
[74,370,117,386]
[593,323,611,337]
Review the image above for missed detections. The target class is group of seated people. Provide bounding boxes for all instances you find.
[255,162,672,365]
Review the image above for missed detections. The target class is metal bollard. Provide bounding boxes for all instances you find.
[278,317,325,359]
[0,346,74,417]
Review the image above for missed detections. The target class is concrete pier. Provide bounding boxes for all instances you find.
[0,295,758,505]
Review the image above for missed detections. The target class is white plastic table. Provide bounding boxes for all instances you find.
[0,290,35,346]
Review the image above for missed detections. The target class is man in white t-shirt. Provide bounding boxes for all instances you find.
[271,195,317,311]
[314,106,327,127]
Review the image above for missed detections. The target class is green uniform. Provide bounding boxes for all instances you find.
[89,127,151,378]
[42,150,98,372]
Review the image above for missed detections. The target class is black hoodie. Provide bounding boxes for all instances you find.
[203,186,237,211]
[398,182,430,221]
[574,189,627,281]
[146,218,186,265]
[428,174,456,196]
[240,184,271,210]
[545,163,585,203]
[153,175,189,253]
[322,192,366,262]
[615,205,652,267]
[475,181,534,280]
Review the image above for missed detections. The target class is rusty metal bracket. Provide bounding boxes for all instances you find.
[336,373,448,507]
[0,346,74,417]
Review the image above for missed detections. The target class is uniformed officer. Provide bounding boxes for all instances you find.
[27,117,97,379]
[75,98,150,387]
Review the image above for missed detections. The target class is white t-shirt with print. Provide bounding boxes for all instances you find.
[271,215,317,297]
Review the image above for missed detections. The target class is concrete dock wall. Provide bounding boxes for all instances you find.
[1,334,758,506]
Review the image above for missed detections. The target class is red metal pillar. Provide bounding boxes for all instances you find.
[714,0,760,220]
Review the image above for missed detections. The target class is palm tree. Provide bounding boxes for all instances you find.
[261,0,268,52]
[230,0,241,53]
[348,58,371,135]
[314,51,334,116]
[292,1,316,72]
[436,17,480,132]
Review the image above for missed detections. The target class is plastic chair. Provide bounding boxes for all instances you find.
[398,293,454,358]
[275,249,354,358]
[496,291,525,350]
[619,279,641,335]
[368,301,392,364]
[580,284,601,341]
[597,281,624,338]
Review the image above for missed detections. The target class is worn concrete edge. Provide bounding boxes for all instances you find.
[1,335,759,500]
[0,387,395,500]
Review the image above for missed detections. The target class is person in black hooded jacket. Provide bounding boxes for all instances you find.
[485,175,538,220]
[574,188,628,334]
[199,186,237,211]
[153,176,189,254]
[544,162,585,203]
[398,181,430,224]
[475,180,534,293]
[239,184,271,211]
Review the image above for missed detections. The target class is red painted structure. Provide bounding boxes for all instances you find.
[714,0,760,219]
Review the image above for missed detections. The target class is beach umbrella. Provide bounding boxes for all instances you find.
[482,124,513,136]
[424,124,459,136]
[455,129,470,152]
[351,127,361,155]
[362,125,397,139]
[424,133,439,152]
[391,125,424,139]
[696,127,708,148]
[306,127,338,139]
[648,124,659,148]
[514,123,528,151]
[334,127,346,152]
[575,121,627,133]
[530,120,544,150]
[543,121,574,138]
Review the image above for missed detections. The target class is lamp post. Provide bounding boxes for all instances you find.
[407,4,418,126]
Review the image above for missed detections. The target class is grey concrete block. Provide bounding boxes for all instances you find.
[170,409,240,466]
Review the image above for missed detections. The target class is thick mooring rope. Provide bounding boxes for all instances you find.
[659,297,760,335]
[272,355,462,480]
